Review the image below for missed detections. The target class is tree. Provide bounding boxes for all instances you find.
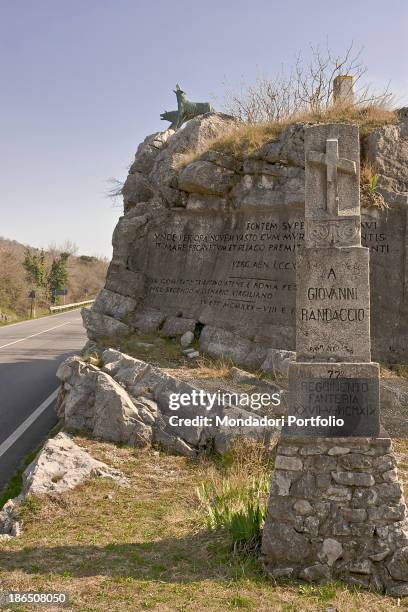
[22,249,48,290]
[49,252,70,297]
[22,248,70,303]
[223,43,391,124]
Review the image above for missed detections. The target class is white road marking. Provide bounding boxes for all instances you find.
[0,308,83,330]
[0,388,59,458]
[0,321,73,350]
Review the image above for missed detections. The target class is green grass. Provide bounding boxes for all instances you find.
[197,476,269,552]
[0,447,41,508]
[0,435,406,610]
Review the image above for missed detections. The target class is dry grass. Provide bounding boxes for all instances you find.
[360,160,388,209]
[176,104,397,168]
[192,356,232,379]
[1,435,407,611]
[381,363,408,380]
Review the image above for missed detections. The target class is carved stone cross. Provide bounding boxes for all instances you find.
[308,138,357,215]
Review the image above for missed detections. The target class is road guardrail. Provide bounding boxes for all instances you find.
[49,299,95,313]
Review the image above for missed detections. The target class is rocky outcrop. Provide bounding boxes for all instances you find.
[0,432,127,539]
[365,121,408,194]
[56,350,280,456]
[80,112,408,367]
[22,432,128,496]
[57,357,154,447]
[122,112,239,212]
[0,500,21,540]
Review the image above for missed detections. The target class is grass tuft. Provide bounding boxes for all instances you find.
[197,439,273,553]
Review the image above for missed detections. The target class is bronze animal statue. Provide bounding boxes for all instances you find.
[160,84,214,130]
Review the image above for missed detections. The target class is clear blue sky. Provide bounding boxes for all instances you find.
[1,0,407,256]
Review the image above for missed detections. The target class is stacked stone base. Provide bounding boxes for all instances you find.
[262,436,408,597]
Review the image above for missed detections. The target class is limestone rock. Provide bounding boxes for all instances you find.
[261,349,296,378]
[275,455,303,471]
[81,308,130,341]
[105,263,145,298]
[0,499,20,538]
[162,316,196,337]
[57,351,279,456]
[22,432,128,496]
[300,563,331,583]
[199,326,267,368]
[320,538,343,566]
[122,172,155,212]
[180,331,194,348]
[129,129,174,175]
[179,160,236,196]
[92,289,137,320]
[92,372,152,447]
[153,428,196,457]
[262,522,313,564]
[365,120,408,192]
[130,308,166,332]
[56,356,99,425]
[331,472,375,487]
[186,194,228,211]
[150,113,239,195]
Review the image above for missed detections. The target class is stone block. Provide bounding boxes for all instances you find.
[325,486,352,502]
[377,483,403,500]
[81,309,130,341]
[299,563,331,583]
[328,446,351,456]
[286,362,380,438]
[293,500,313,515]
[162,316,196,337]
[352,488,379,507]
[131,309,166,332]
[340,508,367,523]
[295,247,371,362]
[270,471,292,496]
[387,547,408,581]
[92,289,137,321]
[331,471,375,487]
[275,455,303,471]
[320,538,343,566]
[178,160,236,195]
[339,453,372,471]
[262,523,313,564]
[290,473,317,498]
[180,331,194,348]
[368,504,406,522]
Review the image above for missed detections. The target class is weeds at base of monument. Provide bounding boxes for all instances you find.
[197,476,269,553]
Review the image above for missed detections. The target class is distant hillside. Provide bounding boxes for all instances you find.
[0,237,108,322]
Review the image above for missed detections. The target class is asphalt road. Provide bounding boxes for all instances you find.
[0,310,87,492]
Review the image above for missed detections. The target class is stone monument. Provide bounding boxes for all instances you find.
[289,123,380,437]
[261,123,408,596]
[333,75,354,105]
